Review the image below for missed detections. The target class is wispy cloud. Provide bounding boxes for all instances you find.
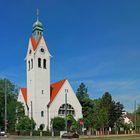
[0,65,26,87]
[70,78,140,112]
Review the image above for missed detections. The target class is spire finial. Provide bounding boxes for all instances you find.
[37,8,39,21]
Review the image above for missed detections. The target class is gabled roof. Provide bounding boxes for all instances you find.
[48,79,66,107]
[30,36,49,52]
[20,79,66,107]
[30,36,42,50]
[21,88,27,104]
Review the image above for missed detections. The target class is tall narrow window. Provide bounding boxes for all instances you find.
[38,58,41,68]
[31,59,33,69]
[28,61,30,71]
[41,111,44,117]
[43,59,46,69]
[42,90,44,94]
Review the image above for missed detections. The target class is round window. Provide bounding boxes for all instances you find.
[40,48,45,53]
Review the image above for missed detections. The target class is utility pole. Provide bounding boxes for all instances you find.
[65,89,68,132]
[30,101,33,136]
[4,79,7,133]
[134,100,137,133]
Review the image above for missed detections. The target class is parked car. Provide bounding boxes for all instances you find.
[61,132,79,139]
[0,131,6,136]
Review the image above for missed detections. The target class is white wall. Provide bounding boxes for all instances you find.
[49,80,82,129]
[17,89,28,116]
[26,37,51,130]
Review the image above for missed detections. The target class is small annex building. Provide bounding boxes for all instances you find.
[18,15,82,130]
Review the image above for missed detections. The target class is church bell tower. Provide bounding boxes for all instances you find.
[26,10,51,130]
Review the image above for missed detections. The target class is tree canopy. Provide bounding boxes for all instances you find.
[0,78,26,132]
[76,83,124,132]
[76,83,89,102]
[51,117,65,132]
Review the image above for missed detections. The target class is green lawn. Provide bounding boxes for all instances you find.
[80,135,140,140]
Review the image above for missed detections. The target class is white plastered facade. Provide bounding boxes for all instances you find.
[18,89,28,116]
[48,80,82,129]
[26,37,51,130]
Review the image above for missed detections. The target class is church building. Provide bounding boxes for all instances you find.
[18,15,82,130]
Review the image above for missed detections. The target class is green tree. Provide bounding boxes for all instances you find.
[51,117,65,132]
[81,98,108,133]
[16,102,25,121]
[93,99,108,130]
[101,92,124,128]
[134,104,140,128]
[16,116,35,131]
[0,78,25,131]
[67,114,78,132]
[76,83,89,102]
[81,98,94,128]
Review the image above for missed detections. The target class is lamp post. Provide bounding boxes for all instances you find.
[65,89,68,132]
[4,79,7,133]
[30,101,33,136]
[134,100,137,133]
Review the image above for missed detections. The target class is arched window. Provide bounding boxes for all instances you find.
[41,111,44,117]
[38,58,41,68]
[58,104,75,116]
[43,59,46,69]
[39,124,45,130]
[28,60,30,71]
[31,59,33,69]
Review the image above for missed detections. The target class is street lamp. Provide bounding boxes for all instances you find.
[4,79,7,133]
[65,89,68,132]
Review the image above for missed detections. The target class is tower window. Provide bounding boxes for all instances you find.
[42,90,44,94]
[40,48,44,53]
[29,49,32,54]
[31,59,33,69]
[41,111,44,117]
[28,61,30,71]
[43,59,46,69]
[38,58,41,68]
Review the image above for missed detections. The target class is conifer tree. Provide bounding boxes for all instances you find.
[76,83,89,102]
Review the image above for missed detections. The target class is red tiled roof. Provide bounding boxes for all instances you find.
[30,36,49,51]
[30,36,42,50]
[48,79,66,107]
[21,88,27,104]
[20,80,66,106]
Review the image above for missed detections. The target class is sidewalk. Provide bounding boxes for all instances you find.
[80,133,140,139]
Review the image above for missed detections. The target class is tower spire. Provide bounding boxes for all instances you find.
[32,9,43,41]
[37,8,39,21]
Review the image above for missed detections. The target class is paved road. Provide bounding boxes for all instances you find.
[0,136,61,140]
[1,135,140,140]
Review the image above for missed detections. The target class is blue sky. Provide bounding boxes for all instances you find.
[0,0,140,112]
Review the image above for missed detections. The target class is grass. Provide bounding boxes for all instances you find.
[80,134,140,140]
